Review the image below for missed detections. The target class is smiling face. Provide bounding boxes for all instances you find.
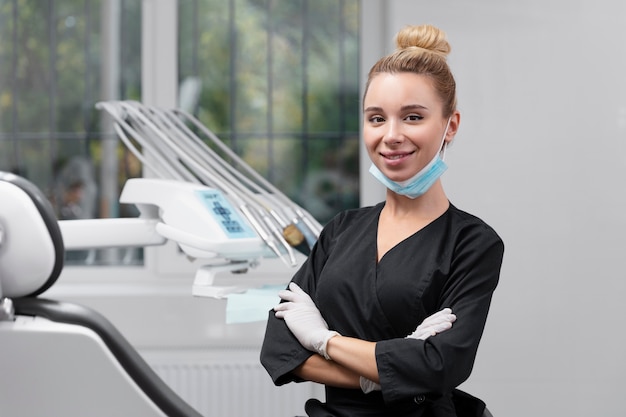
[363,72,459,184]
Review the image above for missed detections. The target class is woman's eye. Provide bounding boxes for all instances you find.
[406,114,423,121]
[369,116,385,123]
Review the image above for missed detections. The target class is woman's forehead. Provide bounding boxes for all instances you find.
[364,72,440,110]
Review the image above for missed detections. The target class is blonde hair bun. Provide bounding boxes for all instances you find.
[395,24,451,57]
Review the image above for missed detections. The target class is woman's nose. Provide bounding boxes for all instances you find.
[383,120,404,145]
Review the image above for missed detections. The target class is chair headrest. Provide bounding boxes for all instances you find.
[0,172,64,298]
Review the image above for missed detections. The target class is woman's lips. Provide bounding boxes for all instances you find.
[381,151,414,166]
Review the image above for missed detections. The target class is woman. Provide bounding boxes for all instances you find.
[260,24,504,417]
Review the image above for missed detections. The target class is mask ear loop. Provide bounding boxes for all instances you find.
[439,117,452,162]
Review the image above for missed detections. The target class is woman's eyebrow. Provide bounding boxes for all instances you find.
[400,104,428,111]
[363,104,429,113]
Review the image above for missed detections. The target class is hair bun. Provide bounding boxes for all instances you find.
[395,24,451,57]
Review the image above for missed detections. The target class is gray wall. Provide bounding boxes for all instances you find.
[360,1,626,415]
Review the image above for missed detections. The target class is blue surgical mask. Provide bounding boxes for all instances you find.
[369,118,451,199]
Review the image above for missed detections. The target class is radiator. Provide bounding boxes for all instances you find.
[143,348,324,417]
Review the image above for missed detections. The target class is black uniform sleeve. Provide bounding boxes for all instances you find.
[375,220,504,404]
[259,216,339,386]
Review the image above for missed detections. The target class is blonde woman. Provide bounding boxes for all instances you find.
[261,24,504,417]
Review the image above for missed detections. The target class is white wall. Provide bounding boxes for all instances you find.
[361,1,626,415]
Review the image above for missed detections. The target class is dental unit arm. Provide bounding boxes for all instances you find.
[58,178,281,298]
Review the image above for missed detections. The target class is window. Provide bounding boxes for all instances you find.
[0,0,142,265]
[0,0,360,268]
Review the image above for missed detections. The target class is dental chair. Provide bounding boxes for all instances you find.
[0,172,203,417]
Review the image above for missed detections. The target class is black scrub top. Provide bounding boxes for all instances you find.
[260,203,504,417]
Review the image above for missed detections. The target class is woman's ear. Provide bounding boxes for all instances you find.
[445,111,461,144]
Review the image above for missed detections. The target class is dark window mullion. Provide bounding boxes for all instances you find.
[84,0,93,154]
[228,0,237,151]
[338,0,346,141]
[49,0,58,176]
[11,0,19,169]
[266,0,274,183]
[301,0,309,176]
[191,0,199,78]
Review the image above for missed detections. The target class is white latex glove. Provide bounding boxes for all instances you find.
[407,307,456,340]
[360,308,457,394]
[274,282,339,360]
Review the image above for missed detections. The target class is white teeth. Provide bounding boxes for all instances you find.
[387,155,405,160]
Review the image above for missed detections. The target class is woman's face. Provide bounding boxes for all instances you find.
[363,72,458,183]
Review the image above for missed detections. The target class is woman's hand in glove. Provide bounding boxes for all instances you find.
[274,282,339,360]
[360,307,457,394]
[408,307,456,340]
